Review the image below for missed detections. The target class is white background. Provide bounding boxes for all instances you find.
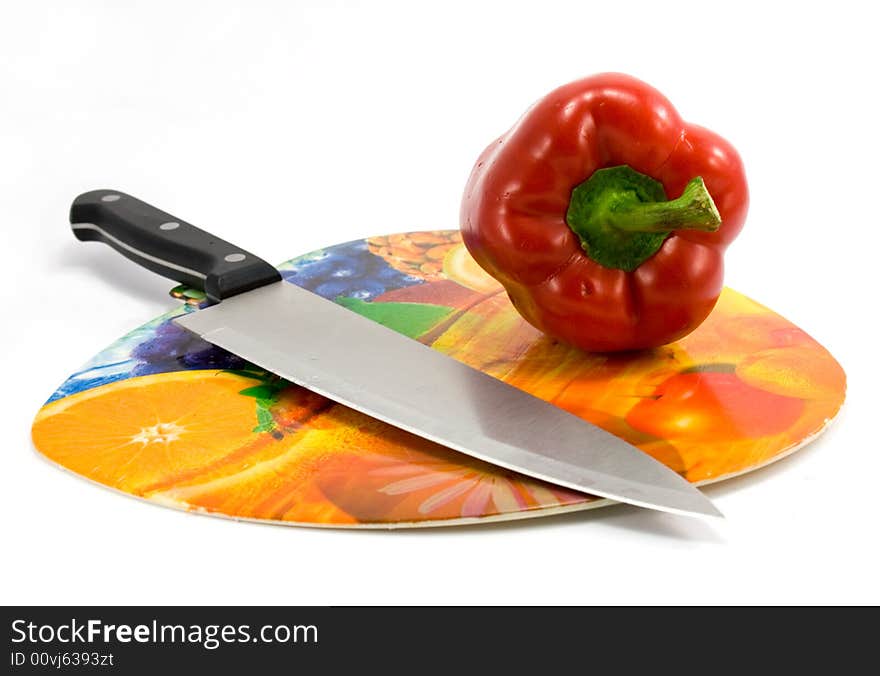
[2,1,877,605]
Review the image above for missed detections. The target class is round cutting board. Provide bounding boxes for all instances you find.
[31,231,846,528]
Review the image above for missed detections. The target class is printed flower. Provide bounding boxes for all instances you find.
[314,448,593,523]
[371,460,590,517]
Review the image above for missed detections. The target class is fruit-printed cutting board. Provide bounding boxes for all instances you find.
[32,231,846,528]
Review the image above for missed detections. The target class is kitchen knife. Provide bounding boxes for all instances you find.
[70,189,721,519]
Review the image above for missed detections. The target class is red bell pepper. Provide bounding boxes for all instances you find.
[460,73,749,352]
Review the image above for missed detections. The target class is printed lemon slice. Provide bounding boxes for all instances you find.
[32,370,266,494]
[441,243,500,293]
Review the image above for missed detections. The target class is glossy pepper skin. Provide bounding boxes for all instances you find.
[460,73,749,352]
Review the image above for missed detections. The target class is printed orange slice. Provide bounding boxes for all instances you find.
[32,370,267,494]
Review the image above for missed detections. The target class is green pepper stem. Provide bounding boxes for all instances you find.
[566,166,723,271]
[606,177,721,233]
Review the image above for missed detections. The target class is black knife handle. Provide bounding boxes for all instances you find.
[70,189,281,303]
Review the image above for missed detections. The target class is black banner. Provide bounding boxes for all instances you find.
[2,605,867,672]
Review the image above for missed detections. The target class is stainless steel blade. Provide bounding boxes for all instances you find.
[175,282,721,518]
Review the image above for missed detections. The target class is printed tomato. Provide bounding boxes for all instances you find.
[625,372,803,442]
